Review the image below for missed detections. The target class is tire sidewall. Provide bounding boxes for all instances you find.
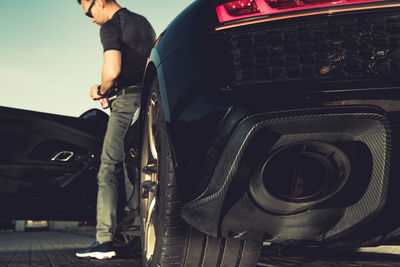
[140,79,184,267]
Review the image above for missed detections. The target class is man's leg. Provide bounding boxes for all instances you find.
[96,93,141,244]
[76,93,141,259]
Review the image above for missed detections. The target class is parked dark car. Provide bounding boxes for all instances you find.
[138,0,400,266]
[0,108,108,221]
[0,106,137,234]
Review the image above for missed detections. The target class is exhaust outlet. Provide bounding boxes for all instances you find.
[250,142,351,215]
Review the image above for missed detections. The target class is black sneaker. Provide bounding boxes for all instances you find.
[76,241,116,259]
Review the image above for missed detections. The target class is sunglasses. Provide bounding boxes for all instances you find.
[85,0,95,18]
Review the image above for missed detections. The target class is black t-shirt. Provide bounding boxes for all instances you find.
[100,8,156,89]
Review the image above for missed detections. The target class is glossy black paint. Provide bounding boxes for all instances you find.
[143,0,400,244]
[0,106,108,221]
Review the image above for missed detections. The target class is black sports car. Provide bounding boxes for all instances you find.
[2,0,400,266]
[0,108,108,221]
[138,0,400,266]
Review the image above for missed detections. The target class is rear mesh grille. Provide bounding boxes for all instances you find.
[223,9,400,86]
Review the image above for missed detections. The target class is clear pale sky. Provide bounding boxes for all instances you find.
[0,1,190,117]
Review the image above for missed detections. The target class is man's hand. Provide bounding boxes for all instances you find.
[90,84,102,100]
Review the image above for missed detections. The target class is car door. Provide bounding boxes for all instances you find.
[0,106,108,221]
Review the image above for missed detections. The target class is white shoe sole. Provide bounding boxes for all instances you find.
[76,251,116,259]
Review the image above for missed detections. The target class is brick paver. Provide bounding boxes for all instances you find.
[0,231,142,267]
[2,230,400,266]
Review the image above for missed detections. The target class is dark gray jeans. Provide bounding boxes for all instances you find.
[96,92,140,243]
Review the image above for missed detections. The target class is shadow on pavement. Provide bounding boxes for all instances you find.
[258,245,400,266]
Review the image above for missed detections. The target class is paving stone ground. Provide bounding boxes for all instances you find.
[0,230,142,267]
[2,230,400,266]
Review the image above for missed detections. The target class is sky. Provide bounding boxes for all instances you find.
[0,0,190,117]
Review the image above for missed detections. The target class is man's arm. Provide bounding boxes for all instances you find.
[90,49,121,100]
[100,49,121,94]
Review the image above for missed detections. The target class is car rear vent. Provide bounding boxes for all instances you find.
[388,112,400,189]
[361,112,400,238]
[223,10,400,86]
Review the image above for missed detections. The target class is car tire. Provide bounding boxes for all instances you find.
[140,78,262,267]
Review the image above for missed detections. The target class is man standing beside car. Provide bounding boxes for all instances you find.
[75,0,155,259]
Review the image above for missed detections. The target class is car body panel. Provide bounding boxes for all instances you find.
[148,1,400,200]
[0,106,108,221]
[142,0,400,244]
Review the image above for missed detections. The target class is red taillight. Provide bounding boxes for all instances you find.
[264,0,354,9]
[224,0,260,16]
[265,0,306,9]
[216,0,387,23]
